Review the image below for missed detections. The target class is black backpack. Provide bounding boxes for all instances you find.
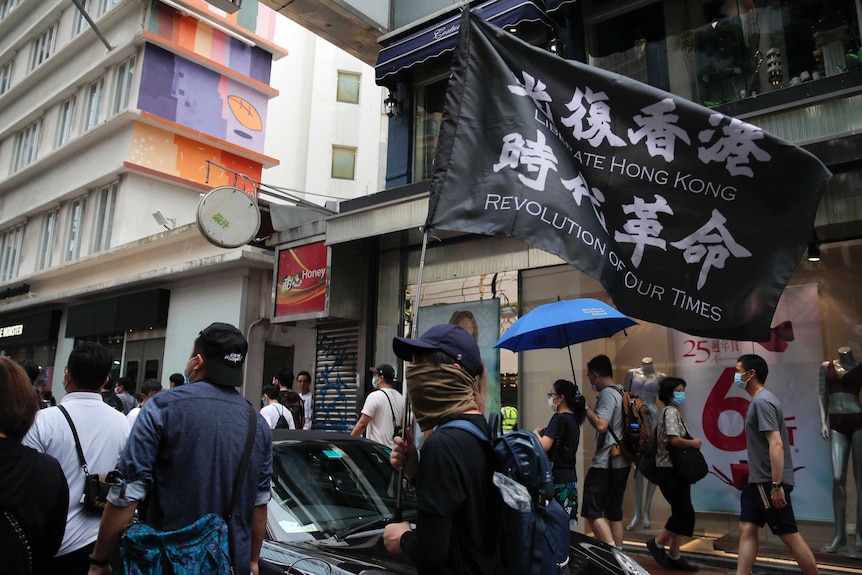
[274,405,290,429]
[101,390,124,413]
[437,419,570,575]
[278,391,305,430]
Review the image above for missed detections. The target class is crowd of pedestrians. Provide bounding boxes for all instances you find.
[1,319,827,575]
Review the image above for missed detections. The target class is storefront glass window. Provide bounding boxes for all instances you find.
[514,238,862,556]
[412,78,448,181]
[405,271,519,423]
[584,0,862,107]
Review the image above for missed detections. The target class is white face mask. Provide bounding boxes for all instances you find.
[548,396,557,413]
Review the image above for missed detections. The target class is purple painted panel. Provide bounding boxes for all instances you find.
[139,44,267,153]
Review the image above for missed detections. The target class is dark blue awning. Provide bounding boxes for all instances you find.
[375,0,575,85]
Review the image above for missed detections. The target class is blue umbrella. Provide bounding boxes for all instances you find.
[494,298,637,379]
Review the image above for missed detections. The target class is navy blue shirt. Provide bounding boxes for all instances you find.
[110,381,272,574]
[545,412,580,484]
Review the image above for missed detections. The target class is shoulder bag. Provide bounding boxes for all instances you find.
[1,509,32,575]
[119,403,258,575]
[58,405,111,513]
[376,389,403,439]
[666,409,708,484]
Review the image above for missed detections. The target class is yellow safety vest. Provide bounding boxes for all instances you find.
[501,405,518,431]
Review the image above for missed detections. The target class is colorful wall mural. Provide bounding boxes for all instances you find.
[147,3,273,84]
[138,44,269,153]
[129,122,262,186]
[180,0,278,43]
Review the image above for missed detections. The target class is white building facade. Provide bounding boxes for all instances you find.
[0,0,382,407]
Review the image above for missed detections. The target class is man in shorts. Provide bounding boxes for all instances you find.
[735,354,820,575]
[581,354,630,547]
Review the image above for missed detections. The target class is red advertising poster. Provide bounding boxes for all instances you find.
[274,242,328,319]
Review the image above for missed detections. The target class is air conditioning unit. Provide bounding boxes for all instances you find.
[204,0,241,14]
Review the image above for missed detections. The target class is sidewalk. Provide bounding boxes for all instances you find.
[621,532,861,575]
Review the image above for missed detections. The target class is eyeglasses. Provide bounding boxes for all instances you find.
[547,393,559,399]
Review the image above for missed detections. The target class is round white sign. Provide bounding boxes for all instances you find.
[196,186,261,248]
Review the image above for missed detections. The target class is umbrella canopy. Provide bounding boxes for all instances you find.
[494,298,637,352]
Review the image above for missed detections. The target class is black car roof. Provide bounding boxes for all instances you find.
[270,429,375,444]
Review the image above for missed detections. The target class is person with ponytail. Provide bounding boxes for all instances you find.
[537,378,586,526]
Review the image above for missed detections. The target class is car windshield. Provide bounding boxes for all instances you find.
[268,436,416,542]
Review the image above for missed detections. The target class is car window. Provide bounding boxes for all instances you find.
[268,439,416,541]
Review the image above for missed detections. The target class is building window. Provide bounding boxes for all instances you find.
[99,0,119,16]
[0,0,20,20]
[92,181,117,253]
[12,119,42,172]
[0,60,12,95]
[0,222,24,282]
[582,0,862,108]
[57,96,76,146]
[65,197,87,262]
[336,71,361,104]
[413,78,447,182]
[112,55,136,115]
[84,76,104,131]
[38,208,59,270]
[331,146,356,180]
[29,22,59,72]
[74,0,92,35]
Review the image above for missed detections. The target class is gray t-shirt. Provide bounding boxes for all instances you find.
[592,384,630,469]
[745,388,794,486]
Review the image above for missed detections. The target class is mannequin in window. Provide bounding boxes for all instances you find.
[624,357,665,531]
[818,346,862,552]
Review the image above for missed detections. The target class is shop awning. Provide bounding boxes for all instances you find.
[375,0,576,85]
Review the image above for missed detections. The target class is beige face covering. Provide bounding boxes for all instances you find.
[406,363,478,431]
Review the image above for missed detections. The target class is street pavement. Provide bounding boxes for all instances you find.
[623,546,854,575]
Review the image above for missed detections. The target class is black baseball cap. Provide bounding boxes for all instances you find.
[369,364,396,383]
[393,324,483,377]
[198,322,247,387]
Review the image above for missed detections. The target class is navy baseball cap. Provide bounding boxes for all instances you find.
[393,324,483,377]
[198,322,247,387]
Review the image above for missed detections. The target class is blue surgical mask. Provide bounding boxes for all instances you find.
[673,391,686,406]
[371,376,378,390]
[183,368,192,386]
[733,372,746,389]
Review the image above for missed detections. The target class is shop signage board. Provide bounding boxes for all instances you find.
[425,12,831,342]
[273,241,329,321]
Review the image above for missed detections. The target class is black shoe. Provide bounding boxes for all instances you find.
[646,538,670,568]
[667,556,698,572]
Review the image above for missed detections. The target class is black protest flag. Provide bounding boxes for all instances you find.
[426,12,831,341]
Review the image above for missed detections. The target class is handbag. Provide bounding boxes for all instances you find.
[58,405,111,513]
[665,409,708,484]
[119,403,258,575]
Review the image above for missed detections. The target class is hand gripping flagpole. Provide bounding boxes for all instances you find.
[394,226,431,522]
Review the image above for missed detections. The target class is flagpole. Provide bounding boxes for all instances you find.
[394,226,432,521]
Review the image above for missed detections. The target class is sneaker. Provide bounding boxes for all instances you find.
[667,556,699,572]
[646,538,670,568]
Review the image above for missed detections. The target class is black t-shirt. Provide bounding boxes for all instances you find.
[403,413,501,575]
[546,412,580,484]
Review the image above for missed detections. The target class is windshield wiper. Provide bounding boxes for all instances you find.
[333,517,394,541]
